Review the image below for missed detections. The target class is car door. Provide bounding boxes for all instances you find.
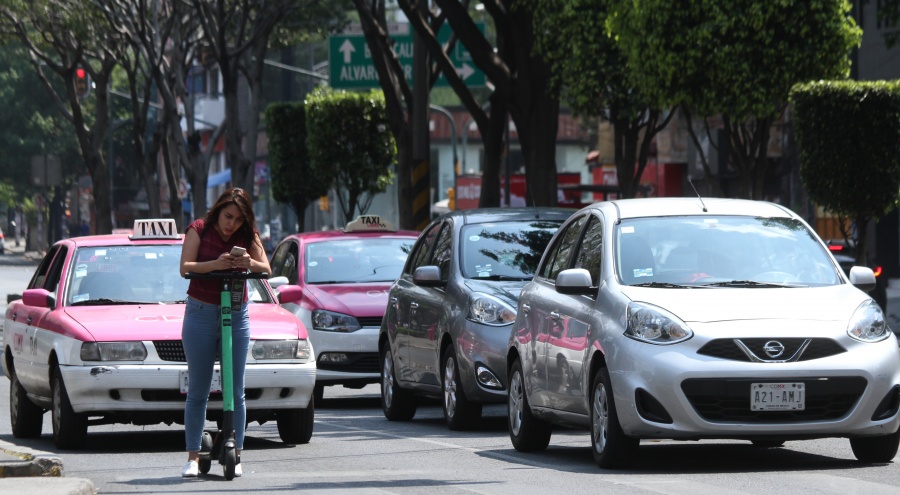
[12,245,67,394]
[521,214,587,408]
[545,215,603,414]
[405,221,452,388]
[389,222,442,382]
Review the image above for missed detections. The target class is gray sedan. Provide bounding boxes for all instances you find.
[379,207,571,430]
[507,197,900,468]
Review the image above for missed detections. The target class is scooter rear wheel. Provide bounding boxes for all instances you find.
[223,448,236,480]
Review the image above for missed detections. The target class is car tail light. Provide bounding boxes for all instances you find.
[873,265,883,277]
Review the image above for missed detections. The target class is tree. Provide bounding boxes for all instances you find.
[609,0,862,199]
[1,0,119,235]
[305,87,396,224]
[790,80,900,266]
[531,0,673,199]
[265,102,332,232]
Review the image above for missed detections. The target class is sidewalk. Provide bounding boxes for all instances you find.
[0,439,94,494]
[0,240,43,267]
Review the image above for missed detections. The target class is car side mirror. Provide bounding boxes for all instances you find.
[556,268,595,295]
[275,284,303,304]
[268,276,289,289]
[849,266,877,293]
[22,288,56,309]
[413,265,444,287]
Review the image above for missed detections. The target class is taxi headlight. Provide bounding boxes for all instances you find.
[312,309,361,332]
[252,339,311,360]
[80,342,148,361]
[624,302,692,344]
[847,299,890,342]
[468,293,516,325]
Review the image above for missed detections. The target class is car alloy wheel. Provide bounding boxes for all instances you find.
[590,367,638,468]
[507,359,551,451]
[380,345,416,421]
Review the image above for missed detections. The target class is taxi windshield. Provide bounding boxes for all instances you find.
[460,220,563,280]
[66,245,272,305]
[616,216,842,287]
[305,238,413,284]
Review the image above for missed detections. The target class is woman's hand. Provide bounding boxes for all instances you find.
[229,252,251,270]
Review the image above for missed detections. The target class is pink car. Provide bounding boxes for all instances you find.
[2,219,315,449]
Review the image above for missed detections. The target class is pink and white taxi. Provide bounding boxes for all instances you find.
[2,219,315,449]
[268,215,418,401]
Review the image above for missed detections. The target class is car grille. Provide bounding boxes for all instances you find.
[697,338,846,362]
[682,377,866,422]
[357,316,383,328]
[317,352,380,373]
[154,340,186,362]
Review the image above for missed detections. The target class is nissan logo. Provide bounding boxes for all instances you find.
[763,340,785,358]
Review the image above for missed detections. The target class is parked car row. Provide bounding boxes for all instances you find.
[5,199,897,471]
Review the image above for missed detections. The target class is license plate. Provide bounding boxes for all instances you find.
[750,382,805,411]
[179,369,222,394]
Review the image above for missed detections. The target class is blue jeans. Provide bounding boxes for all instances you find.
[182,296,249,452]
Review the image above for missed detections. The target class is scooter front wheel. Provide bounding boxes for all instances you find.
[223,448,236,480]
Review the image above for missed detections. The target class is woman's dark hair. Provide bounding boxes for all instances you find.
[205,187,258,245]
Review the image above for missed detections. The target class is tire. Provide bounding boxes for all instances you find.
[380,345,416,421]
[313,383,325,404]
[508,359,551,452]
[850,430,900,463]
[51,366,88,449]
[442,346,482,430]
[223,447,236,480]
[276,402,315,445]
[10,372,44,438]
[591,367,639,469]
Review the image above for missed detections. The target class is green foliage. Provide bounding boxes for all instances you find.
[265,102,333,230]
[609,0,862,119]
[790,80,900,221]
[305,87,396,222]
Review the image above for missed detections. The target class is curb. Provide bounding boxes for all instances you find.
[0,442,64,478]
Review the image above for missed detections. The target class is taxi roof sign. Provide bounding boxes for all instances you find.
[130,219,180,240]
[344,215,397,233]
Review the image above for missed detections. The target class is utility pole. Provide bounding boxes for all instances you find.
[411,0,431,230]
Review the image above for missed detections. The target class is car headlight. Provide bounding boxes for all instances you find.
[468,293,516,325]
[252,339,311,361]
[847,299,890,342]
[625,302,693,344]
[312,309,361,332]
[80,342,148,361]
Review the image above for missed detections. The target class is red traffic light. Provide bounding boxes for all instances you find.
[76,67,86,79]
[74,66,90,98]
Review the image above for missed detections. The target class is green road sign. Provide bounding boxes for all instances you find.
[330,23,486,90]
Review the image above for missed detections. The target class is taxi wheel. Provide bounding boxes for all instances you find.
[51,367,88,449]
[850,429,900,463]
[276,403,314,445]
[507,359,551,452]
[313,384,325,404]
[442,346,482,431]
[10,371,43,438]
[751,440,785,448]
[380,345,416,421]
[591,367,639,469]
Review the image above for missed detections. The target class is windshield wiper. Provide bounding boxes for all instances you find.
[699,280,802,288]
[630,281,692,288]
[70,298,144,306]
[472,274,531,281]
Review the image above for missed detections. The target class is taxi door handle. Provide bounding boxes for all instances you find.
[390,297,398,304]
[26,316,33,325]
[521,303,530,314]
[11,311,16,321]
[410,302,419,309]
[550,312,560,321]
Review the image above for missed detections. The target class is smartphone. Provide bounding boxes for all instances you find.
[230,246,247,256]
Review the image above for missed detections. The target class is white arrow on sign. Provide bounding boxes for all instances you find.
[456,63,475,80]
[340,39,356,64]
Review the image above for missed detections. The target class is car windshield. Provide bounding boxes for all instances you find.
[461,220,563,280]
[66,244,272,305]
[305,238,414,284]
[616,216,841,287]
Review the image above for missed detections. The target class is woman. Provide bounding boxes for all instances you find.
[179,187,271,478]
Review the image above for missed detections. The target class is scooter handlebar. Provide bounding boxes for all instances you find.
[183,271,270,280]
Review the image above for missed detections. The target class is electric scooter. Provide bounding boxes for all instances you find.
[184,270,268,480]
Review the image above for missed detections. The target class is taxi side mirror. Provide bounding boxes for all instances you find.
[269,276,289,289]
[275,284,303,304]
[22,288,56,309]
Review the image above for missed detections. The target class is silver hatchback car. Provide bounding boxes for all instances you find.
[379,207,571,430]
[507,197,900,468]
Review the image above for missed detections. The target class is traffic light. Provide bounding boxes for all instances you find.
[74,66,90,99]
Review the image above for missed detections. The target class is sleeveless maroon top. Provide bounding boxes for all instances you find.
[185,218,255,305]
